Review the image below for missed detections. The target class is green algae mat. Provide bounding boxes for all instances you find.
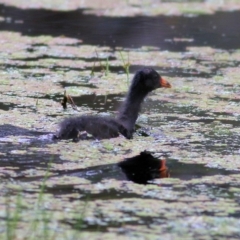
[0,1,240,239]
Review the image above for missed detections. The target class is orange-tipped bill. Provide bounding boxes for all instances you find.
[160,77,172,88]
[159,159,170,178]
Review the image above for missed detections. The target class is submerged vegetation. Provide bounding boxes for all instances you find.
[0,0,240,239]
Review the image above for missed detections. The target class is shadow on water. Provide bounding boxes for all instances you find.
[0,4,240,50]
[118,151,170,184]
[15,152,237,188]
[100,152,238,183]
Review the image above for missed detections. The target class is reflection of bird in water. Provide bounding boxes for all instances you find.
[56,68,171,141]
[118,151,170,184]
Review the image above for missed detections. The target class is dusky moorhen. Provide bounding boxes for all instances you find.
[57,68,171,140]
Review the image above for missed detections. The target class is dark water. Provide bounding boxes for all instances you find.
[0,4,240,50]
[0,102,15,111]
[71,93,124,112]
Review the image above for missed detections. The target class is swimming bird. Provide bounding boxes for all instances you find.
[56,68,171,141]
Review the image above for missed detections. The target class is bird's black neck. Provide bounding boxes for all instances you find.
[117,87,148,133]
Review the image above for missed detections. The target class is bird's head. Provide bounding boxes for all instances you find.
[131,68,171,92]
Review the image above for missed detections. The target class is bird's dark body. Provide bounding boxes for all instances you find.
[58,115,132,140]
